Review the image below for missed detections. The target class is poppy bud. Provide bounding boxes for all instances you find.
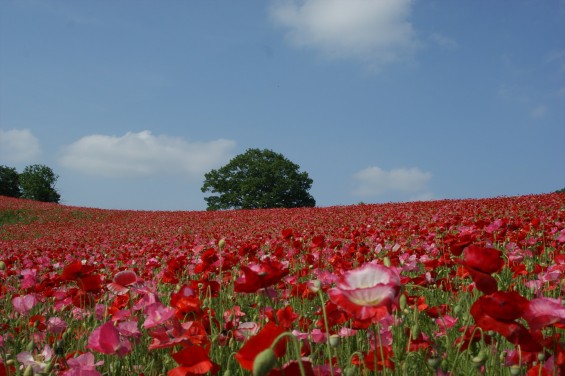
[509,365,522,375]
[218,238,226,250]
[55,340,65,356]
[45,360,54,373]
[329,334,340,347]
[411,323,420,340]
[25,339,34,352]
[0,260,5,270]
[399,293,407,311]
[307,280,321,293]
[427,357,441,369]
[23,365,34,376]
[253,348,276,376]
[441,359,448,372]
[383,257,391,267]
[472,350,487,367]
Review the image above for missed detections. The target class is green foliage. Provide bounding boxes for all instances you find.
[556,187,565,193]
[201,148,316,210]
[0,165,21,198]
[19,164,61,203]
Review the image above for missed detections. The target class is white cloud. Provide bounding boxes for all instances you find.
[430,32,458,50]
[352,165,432,197]
[410,191,435,201]
[59,130,236,179]
[530,105,548,119]
[0,128,41,163]
[270,0,417,68]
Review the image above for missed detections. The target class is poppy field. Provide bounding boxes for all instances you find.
[1,193,565,375]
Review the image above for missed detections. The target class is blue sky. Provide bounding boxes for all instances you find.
[1,0,564,211]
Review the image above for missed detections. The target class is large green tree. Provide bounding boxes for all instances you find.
[0,165,21,198]
[201,148,316,210]
[19,164,61,203]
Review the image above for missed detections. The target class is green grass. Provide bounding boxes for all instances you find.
[0,209,37,226]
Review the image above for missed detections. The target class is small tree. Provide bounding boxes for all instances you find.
[0,165,21,198]
[201,148,315,210]
[19,164,61,203]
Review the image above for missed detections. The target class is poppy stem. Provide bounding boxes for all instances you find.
[317,289,335,376]
[270,332,307,376]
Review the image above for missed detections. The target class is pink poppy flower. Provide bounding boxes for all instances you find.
[435,315,459,336]
[108,270,138,295]
[87,321,132,356]
[12,294,38,314]
[20,269,38,289]
[523,297,565,331]
[310,329,327,343]
[47,317,68,334]
[328,263,401,321]
[143,302,176,329]
[62,353,104,376]
[118,320,142,340]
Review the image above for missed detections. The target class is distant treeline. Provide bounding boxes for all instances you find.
[0,164,60,203]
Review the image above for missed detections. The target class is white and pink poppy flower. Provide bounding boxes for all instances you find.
[328,262,401,321]
[16,345,53,374]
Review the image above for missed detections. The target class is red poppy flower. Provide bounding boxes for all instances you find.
[276,306,299,330]
[462,245,504,294]
[60,260,95,281]
[269,359,316,376]
[351,346,395,371]
[463,246,504,274]
[234,258,289,293]
[445,234,474,256]
[235,322,287,371]
[77,274,102,293]
[60,260,102,293]
[471,292,542,352]
[168,346,218,376]
[454,325,492,351]
[327,263,401,322]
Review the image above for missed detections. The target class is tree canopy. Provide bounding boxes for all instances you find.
[19,164,61,203]
[0,165,21,198]
[201,148,315,210]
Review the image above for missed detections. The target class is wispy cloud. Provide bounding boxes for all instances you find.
[530,104,548,119]
[0,129,41,164]
[429,32,458,50]
[270,0,418,69]
[352,165,432,197]
[59,131,236,179]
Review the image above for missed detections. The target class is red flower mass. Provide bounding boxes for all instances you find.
[0,193,564,375]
